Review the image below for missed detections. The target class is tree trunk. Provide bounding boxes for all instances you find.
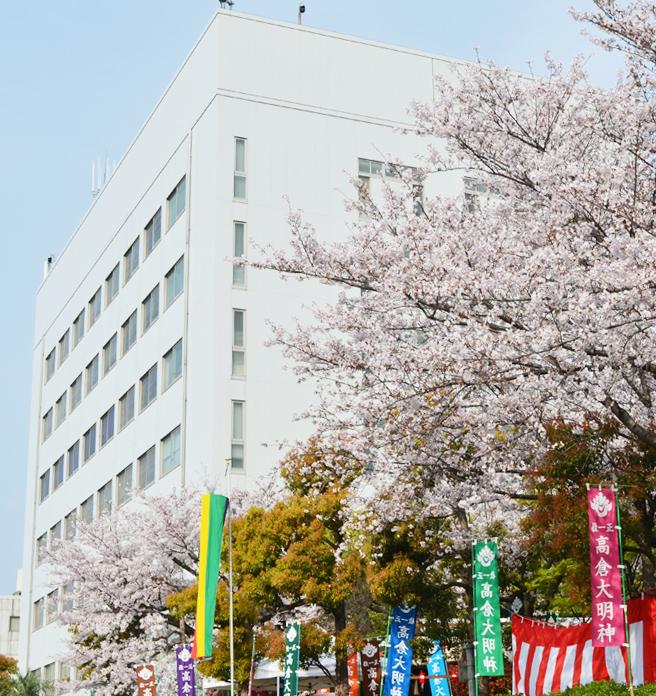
[334,602,349,696]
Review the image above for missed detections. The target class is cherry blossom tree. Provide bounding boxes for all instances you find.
[261,0,656,531]
[46,489,201,695]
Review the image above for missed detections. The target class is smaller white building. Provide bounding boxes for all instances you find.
[0,571,22,659]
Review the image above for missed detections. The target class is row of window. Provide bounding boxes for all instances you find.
[41,256,184,443]
[29,661,73,684]
[231,139,247,468]
[43,177,186,384]
[35,425,182,575]
[39,339,183,504]
[32,583,74,631]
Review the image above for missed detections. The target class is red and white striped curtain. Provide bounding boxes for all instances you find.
[512,597,656,696]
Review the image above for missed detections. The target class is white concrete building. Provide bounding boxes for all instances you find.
[19,9,467,679]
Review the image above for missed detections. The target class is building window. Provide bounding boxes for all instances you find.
[161,426,181,476]
[142,285,160,333]
[231,400,244,469]
[67,440,80,478]
[117,464,133,507]
[145,208,162,257]
[122,310,137,355]
[85,354,99,394]
[233,221,246,287]
[140,364,157,410]
[49,521,62,546]
[36,534,47,565]
[46,590,59,624]
[64,510,77,540]
[73,309,85,347]
[232,309,245,378]
[9,616,19,633]
[39,470,50,502]
[33,598,44,631]
[119,387,135,429]
[53,456,64,491]
[100,406,115,446]
[42,409,53,442]
[105,264,120,306]
[84,424,97,462]
[80,495,94,524]
[97,481,113,516]
[234,137,246,200]
[43,663,55,682]
[165,257,184,307]
[70,374,82,411]
[138,446,156,489]
[124,238,139,283]
[103,333,118,375]
[45,349,56,383]
[58,330,70,366]
[163,340,182,389]
[167,176,186,229]
[358,157,417,180]
[88,288,102,328]
[55,393,67,428]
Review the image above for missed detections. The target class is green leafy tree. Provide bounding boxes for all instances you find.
[0,656,17,696]
[2,672,52,696]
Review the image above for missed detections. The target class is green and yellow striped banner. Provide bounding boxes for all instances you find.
[192,493,229,659]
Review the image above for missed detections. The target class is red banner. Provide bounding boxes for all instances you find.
[135,664,157,696]
[587,487,624,646]
[360,640,381,696]
[348,651,360,696]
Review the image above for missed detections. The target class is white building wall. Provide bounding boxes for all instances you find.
[20,9,468,676]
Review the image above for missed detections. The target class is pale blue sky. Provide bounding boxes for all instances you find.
[0,1,621,594]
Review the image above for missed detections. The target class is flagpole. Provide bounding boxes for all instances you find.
[471,541,479,696]
[614,485,635,696]
[225,458,235,696]
[378,608,393,696]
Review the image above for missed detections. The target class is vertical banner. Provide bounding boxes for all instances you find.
[473,540,504,676]
[175,645,196,696]
[283,622,301,696]
[135,664,157,696]
[348,651,360,696]
[192,493,229,659]
[587,487,624,646]
[383,606,417,696]
[427,640,451,696]
[360,640,381,696]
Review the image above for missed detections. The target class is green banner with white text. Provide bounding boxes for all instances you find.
[283,622,301,696]
[473,540,504,676]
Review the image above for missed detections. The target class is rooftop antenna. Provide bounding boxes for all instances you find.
[298,4,305,24]
[91,156,114,197]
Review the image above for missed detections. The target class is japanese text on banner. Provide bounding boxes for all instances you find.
[283,623,301,696]
[473,541,504,677]
[135,664,158,696]
[175,645,196,696]
[360,640,381,696]
[383,606,417,696]
[427,640,451,696]
[587,488,624,647]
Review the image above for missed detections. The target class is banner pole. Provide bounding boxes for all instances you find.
[378,609,393,696]
[225,459,235,696]
[471,541,479,696]
[614,485,635,696]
